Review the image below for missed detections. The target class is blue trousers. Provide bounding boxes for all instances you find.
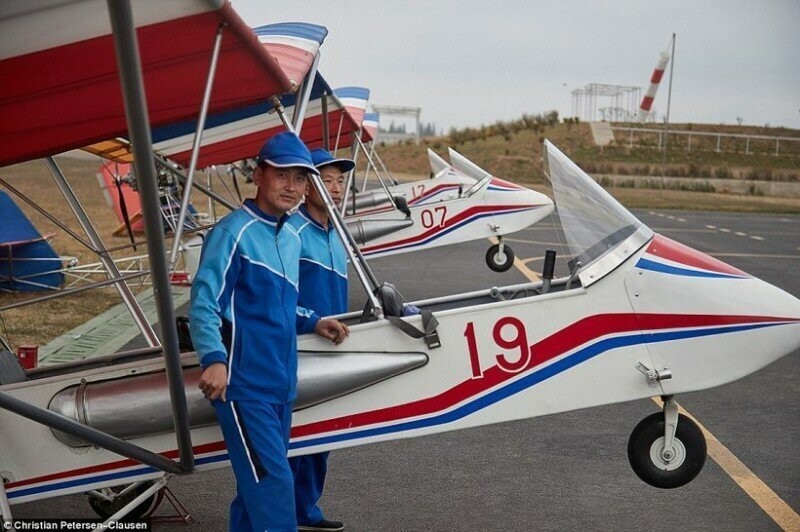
[214,399,295,532]
[289,452,329,525]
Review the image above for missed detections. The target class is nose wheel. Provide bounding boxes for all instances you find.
[486,240,515,272]
[627,396,707,488]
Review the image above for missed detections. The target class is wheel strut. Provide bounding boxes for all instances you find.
[661,395,679,463]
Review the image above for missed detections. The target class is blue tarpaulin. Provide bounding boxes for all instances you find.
[0,190,64,291]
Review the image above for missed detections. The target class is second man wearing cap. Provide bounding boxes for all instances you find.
[287,147,355,532]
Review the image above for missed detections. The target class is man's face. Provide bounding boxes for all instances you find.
[306,165,345,210]
[253,164,308,216]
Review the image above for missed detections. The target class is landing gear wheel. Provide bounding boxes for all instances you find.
[628,412,707,489]
[486,244,515,272]
[88,481,161,520]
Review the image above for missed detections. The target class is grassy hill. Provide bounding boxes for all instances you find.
[366,116,800,212]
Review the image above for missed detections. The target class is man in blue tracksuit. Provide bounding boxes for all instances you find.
[189,132,349,532]
[287,148,354,532]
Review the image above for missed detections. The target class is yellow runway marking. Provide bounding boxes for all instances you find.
[652,398,800,531]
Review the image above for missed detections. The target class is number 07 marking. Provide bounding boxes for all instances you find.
[421,206,447,228]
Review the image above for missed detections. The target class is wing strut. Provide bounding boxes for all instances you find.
[106,0,194,473]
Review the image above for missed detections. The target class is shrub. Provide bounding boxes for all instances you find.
[747,184,764,196]
[714,166,731,179]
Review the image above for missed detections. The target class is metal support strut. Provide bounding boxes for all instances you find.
[0,476,12,523]
[106,0,194,473]
[661,395,679,463]
[169,23,226,268]
[45,157,159,347]
[270,88,383,315]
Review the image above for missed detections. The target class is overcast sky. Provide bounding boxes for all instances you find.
[233,0,800,132]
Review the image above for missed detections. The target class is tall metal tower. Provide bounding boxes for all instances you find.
[571,84,641,122]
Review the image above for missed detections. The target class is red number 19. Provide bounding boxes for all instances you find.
[493,317,531,372]
[464,317,532,377]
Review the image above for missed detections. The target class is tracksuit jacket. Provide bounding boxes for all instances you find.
[288,204,348,316]
[188,199,320,404]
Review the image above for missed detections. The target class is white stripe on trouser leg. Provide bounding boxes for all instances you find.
[230,400,259,483]
[227,291,236,385]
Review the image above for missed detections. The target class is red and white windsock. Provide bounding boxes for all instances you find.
[638,50,671,121]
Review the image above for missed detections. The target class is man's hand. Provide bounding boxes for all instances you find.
[198,362,228,402]
[314,318,349,345]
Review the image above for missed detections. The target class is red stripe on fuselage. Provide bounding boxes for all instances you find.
[360,204,541,253]
[6,441,227,489]
[291,313,794,437]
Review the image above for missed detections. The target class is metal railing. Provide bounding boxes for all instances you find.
[611,126,800,157]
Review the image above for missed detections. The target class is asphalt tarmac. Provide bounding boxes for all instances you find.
[11,209,799,531]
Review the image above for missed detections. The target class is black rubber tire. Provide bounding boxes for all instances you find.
[628,412,707,489]
[88,481,161,520]
[486,244,515,272]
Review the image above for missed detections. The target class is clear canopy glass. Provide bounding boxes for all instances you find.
[543,140,653,280]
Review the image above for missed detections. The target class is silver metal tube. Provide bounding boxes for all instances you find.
[0,177,95,251]
[340,127,361,211]
[0,271,148,312]
[360,142,376,190]
[0,389,182,474]
[106,0,194,473]
[155,155,238,211]
[27,346,165,379]
[372,146,399,185]
[340,160,355,213]
[169,24,225,267]
[94,476,168,530]
[271,100,383,312]
[309,171,382,310]
[661,33,676,169]
[291,52,321,136]
[45,157,159,347]
[353,134,398,210]
[0,476,12,522]
[321,94,330,151]
[333,113,344,153]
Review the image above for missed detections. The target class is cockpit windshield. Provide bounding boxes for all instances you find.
[543,140,653,286]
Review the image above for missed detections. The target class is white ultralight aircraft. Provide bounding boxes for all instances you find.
[2,140,799,522]
[342,146,554,271]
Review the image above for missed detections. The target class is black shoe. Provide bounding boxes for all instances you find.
[298,519,344,531]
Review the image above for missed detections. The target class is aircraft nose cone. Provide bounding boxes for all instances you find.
[627,233,800,393]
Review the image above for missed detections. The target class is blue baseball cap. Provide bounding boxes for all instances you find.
[257,132,319,175]
[310,148,356,173]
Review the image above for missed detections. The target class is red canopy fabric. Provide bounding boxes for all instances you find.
[0,1,293,167]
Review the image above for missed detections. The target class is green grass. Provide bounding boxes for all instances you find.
[368,120,800,213]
